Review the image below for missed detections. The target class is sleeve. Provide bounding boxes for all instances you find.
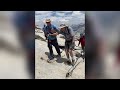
[69,27,75,42]
[53,25,59,32]
[43,26,47,34]
[58,30,64,35]
[69,27,75,36]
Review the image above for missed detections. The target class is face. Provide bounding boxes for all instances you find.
[46,22,51,26]
[60,27,65,32]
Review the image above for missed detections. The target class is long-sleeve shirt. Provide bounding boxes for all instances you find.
[59,27,75,42]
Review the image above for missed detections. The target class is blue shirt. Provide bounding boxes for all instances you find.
[44,24,58,40]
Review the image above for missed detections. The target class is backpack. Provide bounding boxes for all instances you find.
[65,27,73,41]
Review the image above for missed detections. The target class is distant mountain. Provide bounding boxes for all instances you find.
[71,24,85,37]
[35,11,85,36]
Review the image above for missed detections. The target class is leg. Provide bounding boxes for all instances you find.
[65,48,72,64]
[65,41,70,59]
[82,45,84,51]
[69,41,75,65]
[69,41,75,59]
[69,49,74,58]
[65,48,69,59]
[52,39,61,56]
[48,40,53,55]
[69,49,76,65]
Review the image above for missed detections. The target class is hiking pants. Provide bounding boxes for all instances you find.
[47,39,61,55]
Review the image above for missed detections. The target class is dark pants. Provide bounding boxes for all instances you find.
[48,39,61,55]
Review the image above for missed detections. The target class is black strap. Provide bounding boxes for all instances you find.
[46,26,52,34]
[66,27,72,37]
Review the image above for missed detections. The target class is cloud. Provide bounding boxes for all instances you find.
[35,11,85,27]
[36,11,52,14]
[72,11,81,15]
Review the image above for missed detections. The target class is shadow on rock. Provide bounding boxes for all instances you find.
[45,52,71,65]
[75,51,81,58]
[45,52,49,56]
[56,57,68,63]
[35,35,46,42]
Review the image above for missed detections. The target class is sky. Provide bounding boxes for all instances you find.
[35,11,85,27]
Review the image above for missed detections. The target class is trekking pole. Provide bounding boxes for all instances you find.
[66,60,82,78]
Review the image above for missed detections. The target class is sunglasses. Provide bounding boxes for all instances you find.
[46,22,50,23]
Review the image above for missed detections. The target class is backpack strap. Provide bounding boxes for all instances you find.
[45,25,51,34]
[66,27,71,35]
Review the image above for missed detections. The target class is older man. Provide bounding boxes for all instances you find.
[59,24,75,65]
[43,19,61,61]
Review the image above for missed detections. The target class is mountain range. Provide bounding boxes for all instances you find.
[35,11,85,36]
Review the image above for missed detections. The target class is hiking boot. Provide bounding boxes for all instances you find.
[56,54,61,61]
[66,58,72,65]
[47,59,56,63]
[48,54,54,60]
[57,54,61,58]
[66,60,72,65]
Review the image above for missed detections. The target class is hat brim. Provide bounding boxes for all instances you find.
[46,21,51,23]
[59,26,66,29]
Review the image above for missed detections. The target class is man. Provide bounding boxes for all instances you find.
[43,19,61,61]
[59,24,75,65]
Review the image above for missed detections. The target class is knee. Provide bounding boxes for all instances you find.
[54,44,59,48]
[69,49,72,53]
[48,44,52,48]
[65,49,69,53]
[69,50,74,54]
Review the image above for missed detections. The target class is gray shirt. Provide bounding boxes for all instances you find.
[59,27,75,41]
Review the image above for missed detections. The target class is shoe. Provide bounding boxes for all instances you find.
[56,54,61,61]
[48,54,54,60]
[47,59,56,63]
[66,59,72,65]
[66,61,71,65]
[57,54,61,58]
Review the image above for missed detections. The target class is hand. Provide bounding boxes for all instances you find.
[49,34,52,36]
[47,34,50,36]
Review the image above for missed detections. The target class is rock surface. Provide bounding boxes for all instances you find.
[35,28,85,79]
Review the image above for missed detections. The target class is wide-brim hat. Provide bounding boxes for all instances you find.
[59,24,67,29]
[46,19,51,23]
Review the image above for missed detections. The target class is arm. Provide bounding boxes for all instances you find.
[49,32,59,36]
[69,27,75,43]
[72,36,75,43]
[42,26,48,39]
[49,26,59,36]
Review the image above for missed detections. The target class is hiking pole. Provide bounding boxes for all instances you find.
[66,60,82,78]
